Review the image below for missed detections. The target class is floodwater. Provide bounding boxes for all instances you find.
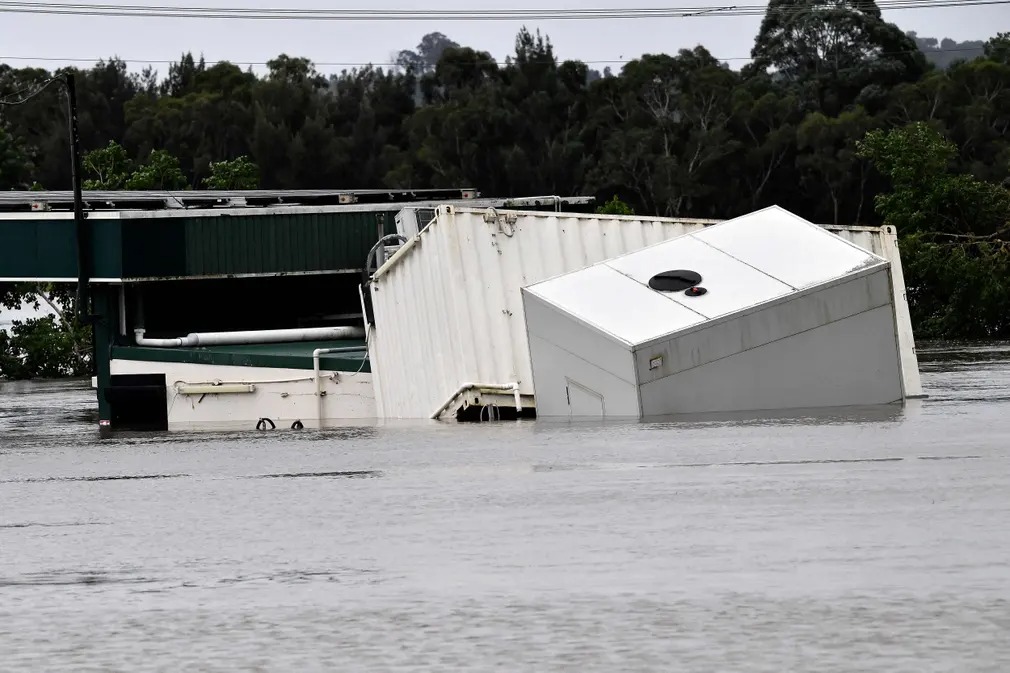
[2,343,1009,671]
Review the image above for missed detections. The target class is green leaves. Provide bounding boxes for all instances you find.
[857,122,1010,237]
[82,141,190,190]
[797,107,878,224]
[82,140,133,190]
[203,155,259,190]
[0,121,35,190]
[125,150,188,190]
[751,0,926,114]
[0,283,91,380]
[899,234,1010,339]
[857,122,1010,337]
[596,195,635,215]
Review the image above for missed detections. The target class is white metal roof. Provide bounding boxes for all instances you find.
[692,207,885,289]
[524,206,889,347]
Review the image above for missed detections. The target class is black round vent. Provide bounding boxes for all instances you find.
[685,286,708,297]
[649,270,702,292]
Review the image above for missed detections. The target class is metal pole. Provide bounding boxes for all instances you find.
[64,73,90,325]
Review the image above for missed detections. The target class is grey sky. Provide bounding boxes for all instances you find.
[0,1,1004,77]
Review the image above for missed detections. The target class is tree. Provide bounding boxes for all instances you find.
[397,32,461,75]
[0,121,33,190]
[203,155,259,189]
[596,195,635,215]
[0,283,91,380]
[586,48,739,217]
[80,140,191,190]
[857,121,1010,237]
[729,75,803,210]
[796,107,878,225]
[985,32,1010,65]
[750,0,927,114]
[125,149,189,189]
[858,122,1010,338]
[82,139,133,189]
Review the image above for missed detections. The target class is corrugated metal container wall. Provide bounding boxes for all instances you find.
[368,207,923,419]
[368,206,736,419]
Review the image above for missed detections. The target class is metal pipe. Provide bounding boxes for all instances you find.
[313,346,366,423]
[134,326,365,348]
[371,233,420,282]
[430,382,521,420]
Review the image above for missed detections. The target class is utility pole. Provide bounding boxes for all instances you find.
[64,73,91,326]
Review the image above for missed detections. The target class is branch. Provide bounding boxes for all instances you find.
[37,290,70,329]
[918,225,1010,243]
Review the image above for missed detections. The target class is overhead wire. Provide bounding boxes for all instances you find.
[0,45,993,71]
[0,0,1004,20]
[0,0,997,74]
[0,76,65,105]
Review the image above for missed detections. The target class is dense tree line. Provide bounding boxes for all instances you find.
[1,0,1009,377]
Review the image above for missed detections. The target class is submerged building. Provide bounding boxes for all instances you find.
[0,190,922,434]
[521,206,907,419]
[367,204,922,421]
[0,188,593,433]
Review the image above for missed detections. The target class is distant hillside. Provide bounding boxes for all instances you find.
[908,31,986,69]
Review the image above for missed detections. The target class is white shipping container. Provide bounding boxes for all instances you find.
[367,205,922,420]
[522,206,906,419]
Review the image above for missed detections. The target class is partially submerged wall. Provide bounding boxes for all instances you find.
[367,206,922,420]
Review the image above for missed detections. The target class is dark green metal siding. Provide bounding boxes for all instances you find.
[0,218,123,279]
[121,210,397,278]
[179,211,390,277]
[92,220,125,278]
[2,208,400,281]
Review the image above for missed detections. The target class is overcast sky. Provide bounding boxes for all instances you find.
[0,1,1004,77]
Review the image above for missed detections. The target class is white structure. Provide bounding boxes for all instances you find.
[104,359,376,432]
[367,205,921,420]
[368,205,723,419]
[521,206,907,419]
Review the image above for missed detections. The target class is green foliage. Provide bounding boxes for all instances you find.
[596,195,635,215]
[857,122,1010,237]
[125,149,189,190]
[0,121,34,190]
[859,122,1010,337]
[82,140,133,189]
[985,32,1010,65]
[203,155,259,189]
[899,235,1010,339]
[0,283,91,380]
[796,107,878,224]
[82,141,191,190]
[750,0,926,114]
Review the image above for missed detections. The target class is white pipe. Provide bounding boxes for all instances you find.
[430,382,521,420]
[134,326,365,348]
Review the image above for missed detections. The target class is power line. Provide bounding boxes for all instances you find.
[0,76,65,105]
[0,45,992,71]
[0,0,1004,21]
